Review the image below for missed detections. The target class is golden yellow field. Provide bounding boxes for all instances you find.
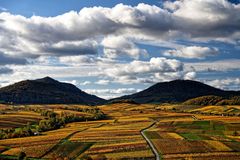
[0,103,239,159]
[0,111,43,129]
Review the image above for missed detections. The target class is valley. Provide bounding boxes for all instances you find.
[0,103,239,159]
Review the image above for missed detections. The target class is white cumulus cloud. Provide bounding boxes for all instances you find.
[102,36,148,59]
[164,46,219,59]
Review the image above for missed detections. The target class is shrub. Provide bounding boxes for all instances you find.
[18,152,26,160]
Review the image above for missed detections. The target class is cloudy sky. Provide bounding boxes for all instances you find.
[0,0,240,99]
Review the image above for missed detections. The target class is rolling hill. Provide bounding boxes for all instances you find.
[111,80,240,104]
[183,95,224,106]
[0,77,105,105]
[183,95,240,106]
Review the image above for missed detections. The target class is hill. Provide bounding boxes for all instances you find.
[112,80,240,104]
[183,95,224,106]
[0,77,105,105]
[183,95,240,106]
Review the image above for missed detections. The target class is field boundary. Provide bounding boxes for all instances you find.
[39,128,88,158]
[39,122,108,158]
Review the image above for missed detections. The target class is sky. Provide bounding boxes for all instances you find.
[0,0,239,99]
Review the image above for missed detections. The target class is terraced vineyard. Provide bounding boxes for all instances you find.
[0,103,239,159]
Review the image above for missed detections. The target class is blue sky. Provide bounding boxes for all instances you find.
[3,0,238,17]
[0,0,239,99]
[1,0,162,17]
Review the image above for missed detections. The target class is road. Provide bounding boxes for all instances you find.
[140,122,161,160]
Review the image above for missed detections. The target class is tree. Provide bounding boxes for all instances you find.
[18,152,26,160]
[233,131,238,136]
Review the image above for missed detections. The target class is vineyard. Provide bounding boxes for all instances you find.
[0,103,239,159]
[144,113,240,159]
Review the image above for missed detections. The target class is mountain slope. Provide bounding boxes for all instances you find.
[183,95,224,106]
[183,95,240,106]
[0,77,105,105]
[112,80,240,104]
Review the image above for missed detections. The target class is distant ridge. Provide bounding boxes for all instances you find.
[1,78,239,105]
[111,80,240,104]
[0,77,106,105]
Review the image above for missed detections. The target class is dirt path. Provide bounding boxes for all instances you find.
[140,122,161,160]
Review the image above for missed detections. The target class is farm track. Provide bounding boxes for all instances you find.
[140,114,202,160]
[141,121,160,160]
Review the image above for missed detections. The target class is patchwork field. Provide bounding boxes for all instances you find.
[0,103,239,159]
[144,114,240,159]
[158,104,240,116]
[0,111,43,129]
